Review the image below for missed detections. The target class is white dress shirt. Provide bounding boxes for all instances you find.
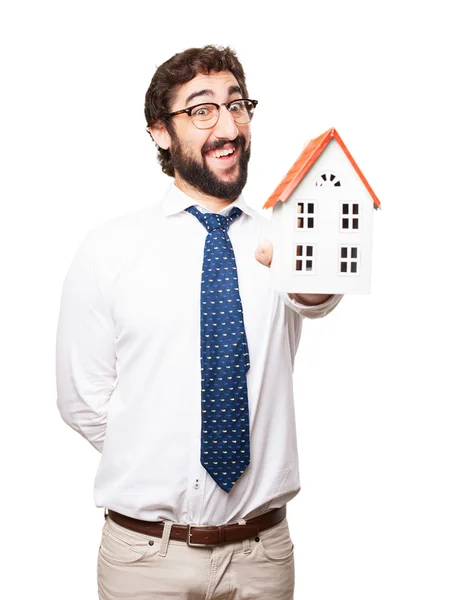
[56,183,342,525]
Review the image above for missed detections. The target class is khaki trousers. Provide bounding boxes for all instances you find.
[97,514,295,599]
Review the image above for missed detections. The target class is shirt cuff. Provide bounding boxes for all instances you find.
[281,293,343,319]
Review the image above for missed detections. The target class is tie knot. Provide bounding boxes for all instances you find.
[203,213,230,232]
[185,206,242,233]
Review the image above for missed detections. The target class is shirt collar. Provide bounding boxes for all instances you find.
[160,182,255,218]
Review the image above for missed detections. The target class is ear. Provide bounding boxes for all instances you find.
[147,120,171,150]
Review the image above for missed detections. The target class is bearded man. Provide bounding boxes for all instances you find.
[56,44,342,599]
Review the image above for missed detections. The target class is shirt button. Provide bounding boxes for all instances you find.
[194,479,200,489]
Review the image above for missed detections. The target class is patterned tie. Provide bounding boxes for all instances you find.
[185,205,250,493]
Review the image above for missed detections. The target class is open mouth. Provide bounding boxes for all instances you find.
[208,146,236,159]
[205,143,239,166]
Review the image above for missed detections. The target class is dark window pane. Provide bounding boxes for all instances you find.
[353,218,359,229]
[308,203,314,213]
[297,217,303,228]
[308,217,314,228]
[342,218,349,229]
[306,246,313,256]
[306,260,313,270]
[351,262,357,273]
[296,245,302,256]
[296,260,302,270]
[343,204,349,214]
[340,262,347,272]
[341,247,348,258]
[330,174,335,181]
[297,203,304,213]
[322,173,327,181]
[353,204,359,215]
[335,181,341,186]
[351,247,357,258]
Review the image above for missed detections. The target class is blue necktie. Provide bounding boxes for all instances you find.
[185,205,250,493]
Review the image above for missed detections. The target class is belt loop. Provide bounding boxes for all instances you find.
[238,518,251,554]
[158,521,174,557]
[217,525,225,543]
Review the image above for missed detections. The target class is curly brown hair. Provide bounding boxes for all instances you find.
[144,45,249,177]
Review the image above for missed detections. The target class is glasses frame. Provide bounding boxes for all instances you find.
[167,98,258,129]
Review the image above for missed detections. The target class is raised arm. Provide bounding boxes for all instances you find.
[56,230,117,452]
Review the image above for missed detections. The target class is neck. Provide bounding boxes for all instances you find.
[174,178,236,214]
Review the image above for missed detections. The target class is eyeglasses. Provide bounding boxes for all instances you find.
[167,99,258,129]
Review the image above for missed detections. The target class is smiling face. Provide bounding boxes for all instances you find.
[152,71,252,204]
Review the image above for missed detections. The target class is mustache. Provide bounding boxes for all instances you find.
[202,135,246,155]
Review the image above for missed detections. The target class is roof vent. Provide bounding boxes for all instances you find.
[315,171,341,187]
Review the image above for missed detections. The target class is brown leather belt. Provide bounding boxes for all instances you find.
[107,505,286,546]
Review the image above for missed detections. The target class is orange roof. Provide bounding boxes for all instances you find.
[263,127,381,209]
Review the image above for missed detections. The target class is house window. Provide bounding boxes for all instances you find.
[341,203,360,231]
[340,246,360,275]
[295,244,315,273]
[315,171,341,187]
[297,201,315,229]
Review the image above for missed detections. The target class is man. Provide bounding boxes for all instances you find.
[56,45,342,599]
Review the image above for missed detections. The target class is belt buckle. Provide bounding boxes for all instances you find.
[186,524,209,547]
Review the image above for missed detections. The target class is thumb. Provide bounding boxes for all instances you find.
[255,240,273,267]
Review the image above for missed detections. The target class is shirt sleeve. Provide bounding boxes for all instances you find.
[56,229,117,452]
[281,293,343,319]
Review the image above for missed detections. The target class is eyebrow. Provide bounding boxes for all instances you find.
[184,85,243,106]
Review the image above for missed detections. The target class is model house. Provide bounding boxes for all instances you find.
[263,127,381,294]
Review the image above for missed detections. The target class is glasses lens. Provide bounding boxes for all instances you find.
[229,100,255,124]
[191,104,219,129]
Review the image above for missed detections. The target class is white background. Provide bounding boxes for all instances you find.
[1,1,448,598]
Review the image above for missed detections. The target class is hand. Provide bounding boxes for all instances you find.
[255,240,332,306]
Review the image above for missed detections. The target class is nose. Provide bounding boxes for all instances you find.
[213,105,240,140]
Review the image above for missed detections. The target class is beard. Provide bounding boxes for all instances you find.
[169,133,251,200]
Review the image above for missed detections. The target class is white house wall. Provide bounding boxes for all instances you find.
[269,139,374,294]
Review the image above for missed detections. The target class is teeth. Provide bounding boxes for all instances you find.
[211,147,235,159]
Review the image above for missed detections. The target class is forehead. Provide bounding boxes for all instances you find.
[172,70,241,109]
